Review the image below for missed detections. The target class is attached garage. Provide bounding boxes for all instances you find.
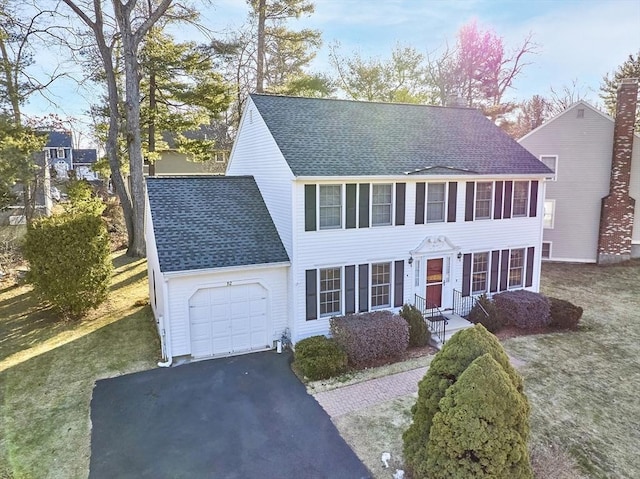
[145,176,291,363]
[189,283,269,358]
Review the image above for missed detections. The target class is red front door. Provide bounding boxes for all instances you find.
[426,258,443,308]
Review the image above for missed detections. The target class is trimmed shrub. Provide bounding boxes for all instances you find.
[65,179,105,216]
[330,311,409,366]
[403,324,527,478]
[548,297,583,329]
[400,304,430,347]
[22,212,112,318]
[293,335,348,380]
[493,290,551,330]
[468,294,506,332]
[425,354,533,478]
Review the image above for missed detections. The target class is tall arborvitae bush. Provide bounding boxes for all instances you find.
[23,212,112,318]
[425,354,533,478]
[403,324,528,478]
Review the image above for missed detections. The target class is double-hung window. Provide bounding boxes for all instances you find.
[512,181,529,217]
[540,155,557,181]
[319,267,341,316]
[372,184,392,226]
[543,200,555,229]
[472,252,489,294]
[426,183,446,223]
[371,262,391,308]
[475,182,493,219]
[57,148,65,159]
[508,249,525,288]
[319,185,342,229]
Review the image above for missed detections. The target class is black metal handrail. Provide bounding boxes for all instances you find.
[415,294,447,345]
[452,289,489,320]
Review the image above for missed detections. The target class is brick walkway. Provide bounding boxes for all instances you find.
[313,367,428,418]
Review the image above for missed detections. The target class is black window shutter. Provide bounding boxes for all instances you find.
[415,182,425,224]
[305,269,317,320]
[494,181,503,220]
[345,265,356,313]
[394,260,404,307]
[304,185,316,232]
[525,247,535,287]
[465,182,475,221]
[359,183,370,228]
[503,181,513,219]
[346,184,357,229]
[358,264,369,312]
[529,181,539,217]
[500,249,510,291]
[395,183,406,226]
[462,253,472,296]
[490,250,500,293]
[447,182,457,222]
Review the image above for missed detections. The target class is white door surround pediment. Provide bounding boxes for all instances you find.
[410,235,459,257]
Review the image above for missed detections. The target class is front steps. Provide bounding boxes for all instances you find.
[429,312,474,349]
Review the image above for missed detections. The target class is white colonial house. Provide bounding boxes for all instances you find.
[145,94,552,363]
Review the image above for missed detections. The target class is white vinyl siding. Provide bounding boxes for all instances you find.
[319,185,342,230]
[372,184,393,226]
[371,262,391,308]
[475,182,493,219]
[426,183,446,223]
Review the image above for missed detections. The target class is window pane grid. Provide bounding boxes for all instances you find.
[472,252,489,294]
[426,183,445,223]
[319,185,342,229]
[509,249,524,288]
[475,182,492,219]
[513,181,529,217]
[371,262,391,308]
[320,268,341,315]
[372,184,392,226]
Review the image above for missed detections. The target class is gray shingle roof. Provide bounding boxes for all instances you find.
[72,149,98,164]
[45,131,72,148]
[147,176,289,273]
[250,94,552,177]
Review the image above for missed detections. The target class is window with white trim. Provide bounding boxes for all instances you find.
[508,249,525,288]
[542,242,551,259]
[319,185,342,229]
[543,200,555,229]
[475,182,493,219]
[426,183,446,223]
[371,262,391,308]
[320,267,341,316]
[540,155,557,181]
[512,181,529,217]
[57,148,65,159]
[372,184,393,226]
[472,252,489,294]
[414,260,421,287]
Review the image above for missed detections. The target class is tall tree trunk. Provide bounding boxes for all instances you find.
[148,70,156,176]
[255,0,266,93]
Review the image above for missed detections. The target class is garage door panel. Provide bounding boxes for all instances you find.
[189,283,270,358]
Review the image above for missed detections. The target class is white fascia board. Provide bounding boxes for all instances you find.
[295,173,550,182]
[162,261,291,280]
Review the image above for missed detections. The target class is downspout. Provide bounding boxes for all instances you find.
[157,277,173,367]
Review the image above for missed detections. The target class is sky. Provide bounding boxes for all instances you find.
[22,0,640,147]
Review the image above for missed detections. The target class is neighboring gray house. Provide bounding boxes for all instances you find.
[145,94,551,363]
[43,131,100,181]
[519,79,639,263]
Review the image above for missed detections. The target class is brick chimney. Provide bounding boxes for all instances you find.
[597,78,638,264]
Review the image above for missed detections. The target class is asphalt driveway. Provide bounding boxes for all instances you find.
[89,351,371,479]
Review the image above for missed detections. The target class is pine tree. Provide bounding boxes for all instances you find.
[600,51,640,132]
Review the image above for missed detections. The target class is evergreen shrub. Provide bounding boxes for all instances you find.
[425,354,533,478]
[493,290,551,329]
[293,335,348,380]
[402,324,528,478]
[22,212,112,318]
[330,311,409,366]
[400,304,430,347]
[468,294,505,332]
[548,297,583,329]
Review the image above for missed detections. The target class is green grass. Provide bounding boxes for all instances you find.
[332,260,640,479]
[0,251,159,479]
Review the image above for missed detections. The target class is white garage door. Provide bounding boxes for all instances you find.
[189,283,269,358]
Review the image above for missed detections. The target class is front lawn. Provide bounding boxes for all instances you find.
[333,261,640,479]
[0,251,159,479]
